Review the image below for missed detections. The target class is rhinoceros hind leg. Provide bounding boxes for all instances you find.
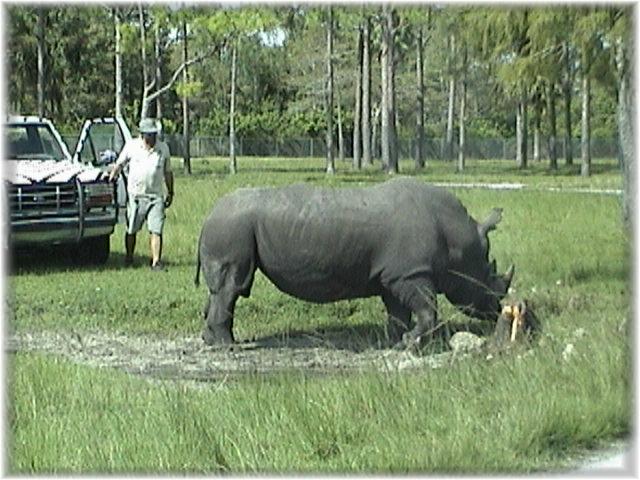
[382,293,411,344]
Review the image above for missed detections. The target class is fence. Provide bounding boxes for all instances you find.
[164,134,619,161]
[62,133,619,162]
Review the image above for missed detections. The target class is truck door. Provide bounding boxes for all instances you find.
[72,117,132,224]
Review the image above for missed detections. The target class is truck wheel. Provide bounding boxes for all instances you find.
[77,235,110,265]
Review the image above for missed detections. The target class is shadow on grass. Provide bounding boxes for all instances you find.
[567,264,630,284]
[245,319,495,354]
[8,246,152,275]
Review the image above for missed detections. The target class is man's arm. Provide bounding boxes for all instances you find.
[108,142,131,182]
[163,144,174,208]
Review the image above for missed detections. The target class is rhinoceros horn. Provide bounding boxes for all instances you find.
[503,264,515,289]
[479,208,503,238]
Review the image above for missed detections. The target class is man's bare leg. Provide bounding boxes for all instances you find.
[150,233,162,267]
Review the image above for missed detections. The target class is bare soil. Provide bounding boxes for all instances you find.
[6,329,458,386]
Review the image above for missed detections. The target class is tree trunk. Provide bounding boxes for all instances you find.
[229,40,238,175]
[516,91,528,169]
[380,14,389,171]
[548,83,558,170]
[114,8,123,119]
[371,102,380,161]
[182,21,191,175]
[562,41,573,165]
[325,7,335,175]
[444,34,456,161]
[139,4,151,120]
[457,46,467,172]
[415,26,425,170]
[580,72,591,177]
[388,10,398,173]
[154,22,162,120]
[353,23,363,170]
[37,9,45,118]
[361,16,372,167]
[381,5,398,174]
[337,90,345,162]
[533,95,542,162]
[616,38,633,228]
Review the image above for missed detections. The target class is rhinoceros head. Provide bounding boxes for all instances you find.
[467,262,515,320]
[446,208,515,321]
[469,208,515,320]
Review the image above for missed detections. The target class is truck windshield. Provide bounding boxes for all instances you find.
[6,124,67,161]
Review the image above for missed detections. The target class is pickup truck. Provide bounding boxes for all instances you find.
[5,115,130,264]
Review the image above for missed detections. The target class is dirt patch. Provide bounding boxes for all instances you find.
[7,329,459,386]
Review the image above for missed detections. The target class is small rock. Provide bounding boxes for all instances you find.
[573,328,587,339]
[449,332,486,354]
[562,343,575,362]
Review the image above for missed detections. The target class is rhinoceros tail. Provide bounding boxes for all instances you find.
[194,238,202,287]
[195,255,201,287]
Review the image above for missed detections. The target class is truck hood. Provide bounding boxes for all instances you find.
[5,159,106,185]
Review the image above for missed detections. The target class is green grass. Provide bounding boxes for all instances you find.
[7,156,631,473]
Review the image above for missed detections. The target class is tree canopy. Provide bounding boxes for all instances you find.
[7,4,628,145]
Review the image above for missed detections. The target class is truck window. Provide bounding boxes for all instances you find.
[6,124,66,161]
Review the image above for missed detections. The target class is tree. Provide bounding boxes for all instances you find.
[574,9,610,177]
[114,8,124,118]
[443,33,456,161]
[380,4,398,174]
[547,83,558,169]
[182,20,191,175]
[229,39,238,174]
[527,8,567,170]
[36,8,46,117]
[458,43,468,172]
[415,24,425,169]
[610,8,633,226]
[137,6,218,121]
[324,6,335,175]
[352,20,363,169]
[361,14,373,167]
[483,8,535,168]
[562,37,575,165]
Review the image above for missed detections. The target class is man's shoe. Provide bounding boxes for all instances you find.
[124,256,134,267]
[151,261,165,271]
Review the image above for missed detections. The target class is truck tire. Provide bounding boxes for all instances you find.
[77,235,110,265]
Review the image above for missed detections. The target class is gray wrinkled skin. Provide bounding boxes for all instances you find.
[195,177,514,349]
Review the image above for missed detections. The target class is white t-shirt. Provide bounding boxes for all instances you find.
[115,137,171,197]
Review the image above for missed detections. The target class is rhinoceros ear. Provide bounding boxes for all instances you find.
[479,208,503,238]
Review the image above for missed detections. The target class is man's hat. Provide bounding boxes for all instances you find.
[139,118,159,134]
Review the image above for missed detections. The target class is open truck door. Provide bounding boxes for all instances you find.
[73,117,132,224]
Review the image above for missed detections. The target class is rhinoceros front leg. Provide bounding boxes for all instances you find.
[202,289,237,346]
[382,293,411,344]
[389,277,438,351]
[403,301,438,351]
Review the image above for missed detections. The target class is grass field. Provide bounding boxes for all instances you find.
[7,156,631,473]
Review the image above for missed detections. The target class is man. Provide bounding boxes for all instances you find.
[109,118,174,270]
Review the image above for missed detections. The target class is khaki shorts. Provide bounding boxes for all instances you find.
[126,195,165,235]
